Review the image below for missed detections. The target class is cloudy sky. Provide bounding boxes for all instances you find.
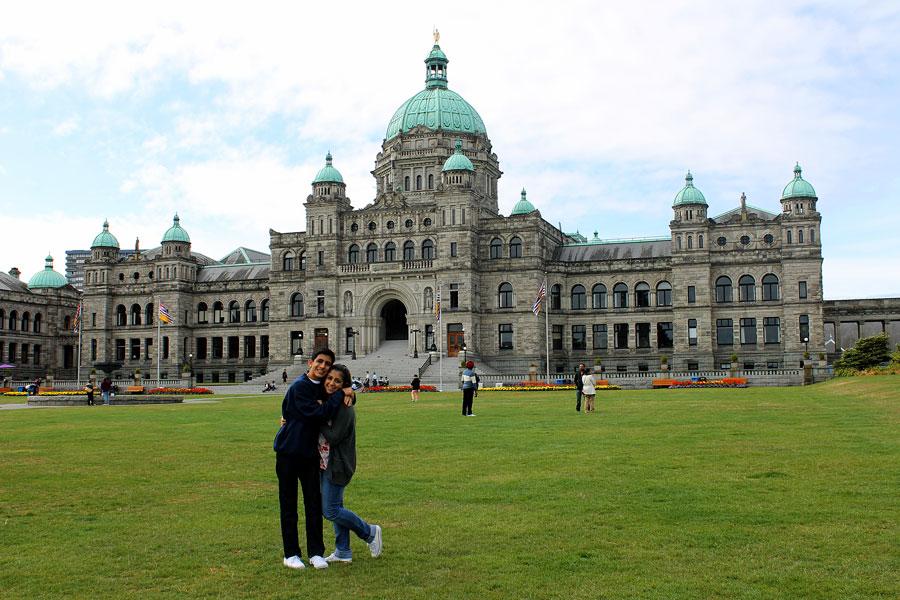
[1,1,898,299]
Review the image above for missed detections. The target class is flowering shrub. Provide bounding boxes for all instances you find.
[482,385,583,392]
[2,390,86,396]
[668,378,748,388]
[366,385,437,393]
[147,387,213,395]
[3,391,27,396]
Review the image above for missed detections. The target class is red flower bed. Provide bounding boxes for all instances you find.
[366,385,437,393]
[148,387,213,395]
[668,378,748,388]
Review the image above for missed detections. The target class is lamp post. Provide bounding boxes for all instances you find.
[411,327,420,358]
[351,330,358,360]
[188,353,193,389]
[803,337,809,354]
[462,343,467,365]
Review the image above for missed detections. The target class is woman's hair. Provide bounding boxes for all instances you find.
[329,363,352,388]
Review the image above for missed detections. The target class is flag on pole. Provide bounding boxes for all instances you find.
[72,303,83,332]
[158,302,173,324]
[434,288,441,320]
[532,280,547,315]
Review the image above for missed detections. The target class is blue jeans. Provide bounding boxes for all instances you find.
[102,391,110,404]
[320,474,373,559]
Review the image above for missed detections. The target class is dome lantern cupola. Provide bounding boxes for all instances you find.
[510,188,537,216]
[91,219,120,249]
[781,162,817,199]
[425,29,449,90]
[441,139,474,187]
[162,213,191,244]
[312,152,346,198]
[28,254,68,289]
[672,171,708,207]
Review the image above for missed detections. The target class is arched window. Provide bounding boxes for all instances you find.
[299,252,307,271]
[282,251,294,271]
[33,313,42,333]
[571,285,586,310]
[130,304,142,326]
[213,301,225,323]
[424,287,434,311]
[498,282,513,308]
[144,303,153,326]
[810,228,815,244]
[0,309,4,329]
[290,293,304,317]
[698,234,704,248]
[348,244,359,264]
[490,237,502,259]
[762,274,780,301]
[403,240,415,261]
[245,300,257,323]
[366,243,378,263]
[8,310,17,330]
[384,241,396,262]
[229,301,241,323]
[613,283,628,308]
[656,281,672,307]
[550,284,562,310]
[715,276,733,303]
[509,236,522,258]
[416,175,422,190]
[198,302,208,324]
[738,275,755,302]
[404,176,410,191]
[21,312,30,332]
[592,284,607,309]
[428,174,434,189]
[260,299,270,322]
[422,239,435,260]
[635,282,651,307]
[115,305,126,327]
[687,235,693,249]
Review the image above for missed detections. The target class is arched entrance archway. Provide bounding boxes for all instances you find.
[380,299,408,341]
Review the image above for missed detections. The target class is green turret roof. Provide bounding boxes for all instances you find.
[28,255,68,289]
[162,214,191,243]
[781,163,817,199]
[672,171,708,207]
[312,152,344,184]
[91,220,120,249]
[442,139,475,172]
[510,188,537,215]
[385,40,487,140]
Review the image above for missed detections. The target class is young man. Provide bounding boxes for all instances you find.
[575,363,585,412]
[274,348,352,571]
[461,361,476,416]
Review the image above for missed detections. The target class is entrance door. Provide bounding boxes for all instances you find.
[380,299,408,341]
[447,323,464,357]
[314,328,329,352]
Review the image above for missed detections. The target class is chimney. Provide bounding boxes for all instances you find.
[9,267,20,279]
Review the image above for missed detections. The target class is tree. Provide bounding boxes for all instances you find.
[833,333,890,371]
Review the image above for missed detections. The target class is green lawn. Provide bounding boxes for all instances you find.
[1,379,897,599]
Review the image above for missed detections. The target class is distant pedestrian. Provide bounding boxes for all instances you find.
[582,371,596,413]
[461,361,476,416]
[100,377,112,405]
[575,363,585,412]
[85,383,95,406]
[363,371,370,391]
[282,369,288,384]
[410,375,420,402]
[370,372,378,389]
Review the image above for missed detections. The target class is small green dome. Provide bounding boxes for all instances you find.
[672,171,708,207]
[781,163,817,199]
[91,220,120,249]
[312,152,344,184]
[385,42,487,140]
[442,139,474,172]
[162,214,191,243]
[511,188,537,215]
[28,255,68,289]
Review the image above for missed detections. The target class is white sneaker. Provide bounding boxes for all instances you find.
[324,552,352,563]
[468,414,476,417]
[368,525,383,558]
[283,555,305,570]
[309,555,329,569]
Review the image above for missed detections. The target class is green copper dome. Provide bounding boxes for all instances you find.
[442,139,474,172]
[312,152,344,184]
[781,163,817,199]
[28,255,68,289]
[385,42,487,140]
[511,188,537,215]
[91,219,120,249]
[162,214,191,243]
[672,171,708,207]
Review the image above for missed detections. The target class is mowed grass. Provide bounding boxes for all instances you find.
[1,379,897,600]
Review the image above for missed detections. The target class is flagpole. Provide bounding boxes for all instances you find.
[156,299,161,384]
[76,304,83,385]
[438,281,443,393]
[544,277,550,384]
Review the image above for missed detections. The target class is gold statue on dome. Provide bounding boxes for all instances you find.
[433,28,440,43]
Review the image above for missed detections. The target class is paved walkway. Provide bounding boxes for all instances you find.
[0,398,221,410]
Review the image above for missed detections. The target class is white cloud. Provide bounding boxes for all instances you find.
[52,117,79,136]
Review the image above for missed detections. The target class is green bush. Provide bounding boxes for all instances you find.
[833,333,890,371]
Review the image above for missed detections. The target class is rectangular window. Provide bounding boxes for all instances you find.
[740,318,757,345]
[635,323,651,348]
[260,335,269,358]
[7,343,15,362]
[687,286,696,304]
[657,322,673,348]
[163,336,169,359]
[21,344,29,364]
[614,323,629,349]
[425,325,434,351]
[764,317,781,344]
[318,251,324,266]
[451,208,456,225]
[799,281,808,299]
[228,336,239,359]
[743,362,755,371]
[92,312,96,326]
[687,360,699,371]
[316,290,325,315]
[33,345,41,365]
[572,325,586,350]
[212,337,224,359]
[91,338,97,361]
[450,242,458,257]
[290,331,303,356]
[767,360,780,369]
[617,365,627,372]
[115,339,125,361]
[442,210,446,226]
[244,336,256,358]
[499,324,513,350]
[688,319,698,346]
[787,230,792,244]
[799,315,810,343]
[197,337,208,360]
[450,284,459,309]
[130,338,141,360]
[552,324,563,350]
[592,324,608,349]
[461,208,466,224]
[143,338,152,360]
[716,319,734,346]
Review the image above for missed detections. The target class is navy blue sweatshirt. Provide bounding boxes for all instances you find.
[273,373,343,457]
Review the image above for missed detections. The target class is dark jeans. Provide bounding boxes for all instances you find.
[462,387,475,415]
[576,389,583,412]
[276,453,325,559]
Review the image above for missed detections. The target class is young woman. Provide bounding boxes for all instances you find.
[581,370,596,413]
[410,375,420,402]
[318,364,383,563]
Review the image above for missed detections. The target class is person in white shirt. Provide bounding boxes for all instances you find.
[581,371,596,413]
